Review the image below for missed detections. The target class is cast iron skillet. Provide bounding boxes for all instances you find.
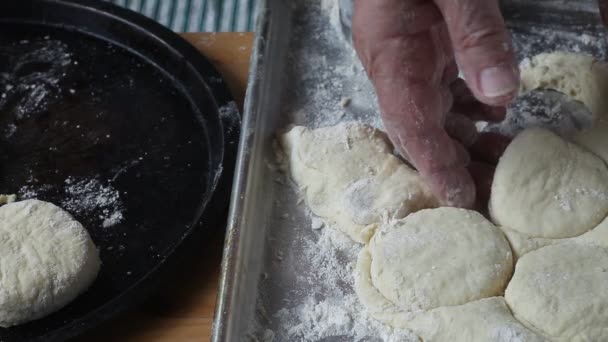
[0,0,240,340]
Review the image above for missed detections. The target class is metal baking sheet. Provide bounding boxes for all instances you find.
[213,0,608,341]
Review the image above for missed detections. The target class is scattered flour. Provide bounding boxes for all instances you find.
[218,100,241,135]
[274,295,416,342]
[259,214,418,342]
[62,177,124,226]
[0,39,72,122]
[102,211,124,228]
[247,0,608,341]
[288,0,383,131]
[18,176,124,228]
[310,216,325,230]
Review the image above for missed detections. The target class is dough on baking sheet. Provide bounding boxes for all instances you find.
[499,226,557,260]
[520,51,608,119]
[0,199,100,327]
[505,244,608,341]
[407,297,545,342]
[490,128,608,239]
[279,123,437,243]
[353,208,536,341]
[367,208,512,311]
[501,216,608,259]
[572,119,608,164]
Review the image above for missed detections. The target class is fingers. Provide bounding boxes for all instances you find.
[600,0,608,28]
[470,132,511,164]
[353,0,476,208]
[427,162,476,208]
[443,112,510,209]
[398,124,475,208]
[450,79,507,122]
[434,0,519,106]
[452,101,507,123]
[353,0,444,70]
[445,112,478,147]
[376,75,476,208]
[442,60,459,85]
[468,133,511,211]
[468,161,495,211]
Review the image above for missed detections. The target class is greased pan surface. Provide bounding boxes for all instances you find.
[0,0,239,341]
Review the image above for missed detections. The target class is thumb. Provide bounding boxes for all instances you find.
[434,0,519,106]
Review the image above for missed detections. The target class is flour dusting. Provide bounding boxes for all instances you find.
[18,176,124,228]
[0,38,72,123]
[246,0,607,340]
[255,210,418,342]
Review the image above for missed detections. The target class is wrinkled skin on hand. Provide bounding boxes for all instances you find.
[353,0,519,209]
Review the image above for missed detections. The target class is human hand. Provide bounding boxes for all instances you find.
[352,0,519,209]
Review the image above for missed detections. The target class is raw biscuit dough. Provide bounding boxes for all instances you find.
[520,51,608,119]
[490,128,608,239]
[353,208,540,341]
[572,119,608,164]
[279,123,437,243]
[0,199,101,327]
[406,297,545,342]
[501,216,608,259]
[505,244,608,341]
[531,52,608,163]
[367,208,512,311]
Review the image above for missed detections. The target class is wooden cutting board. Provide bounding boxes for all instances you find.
[76,32,253,342]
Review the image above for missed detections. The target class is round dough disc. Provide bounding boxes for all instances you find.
[368,207,513,312]
[0,199,101,327]
[280,123,436,243]
[490,128,608,239]
[520,51,608,119]
[505,244,608,340]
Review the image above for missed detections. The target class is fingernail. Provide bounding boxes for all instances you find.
[479,65,518,98]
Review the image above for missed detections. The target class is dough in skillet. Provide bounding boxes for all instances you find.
[0,199,100,327]
[279,123,437,243]
[490,128,608,239]
[506,244,608,340]
[354,208,542,341]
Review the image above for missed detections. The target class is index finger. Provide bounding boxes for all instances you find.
[353,1,475,207]
[434,0,519,106]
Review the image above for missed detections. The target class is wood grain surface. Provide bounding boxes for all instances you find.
[74,32,253,342]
